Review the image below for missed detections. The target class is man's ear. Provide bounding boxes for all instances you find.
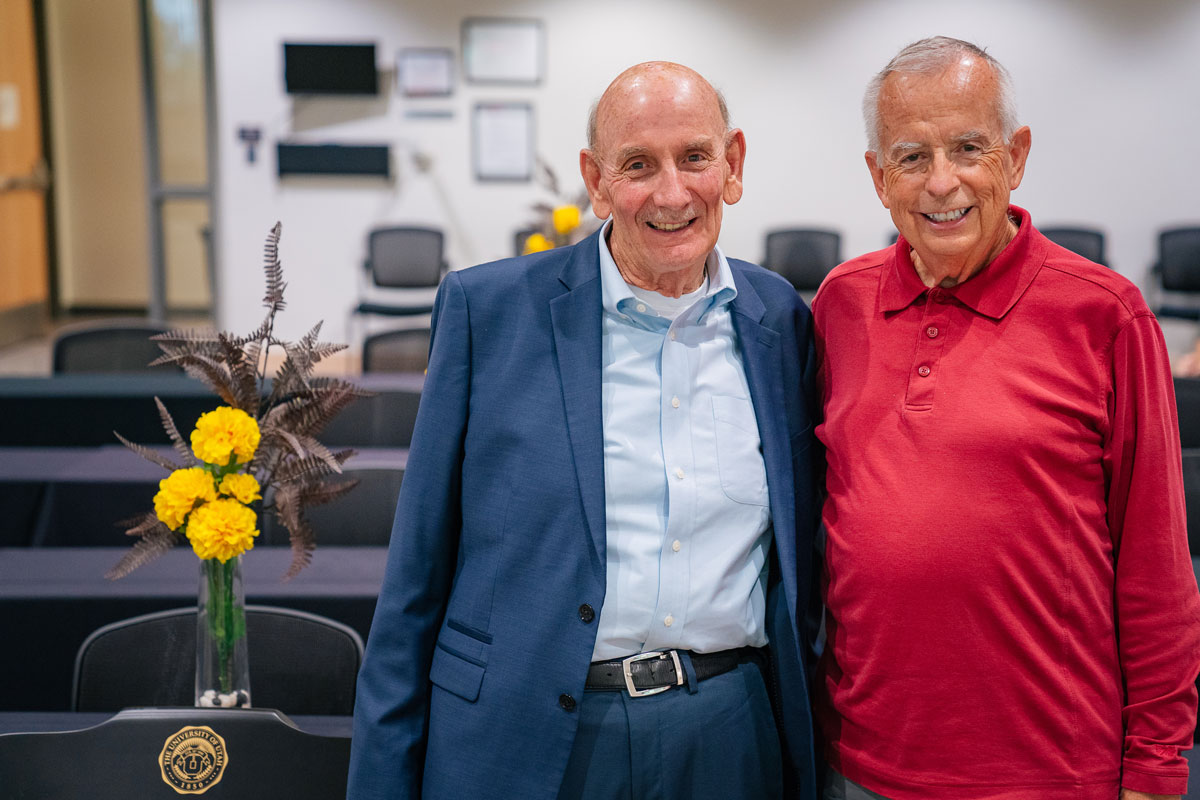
[721,128,747,205]
[579,149,611,220]
[865,151,890,209]
[1006,126,1032,191]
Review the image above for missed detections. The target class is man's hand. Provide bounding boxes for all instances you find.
[1120,790,1179,800]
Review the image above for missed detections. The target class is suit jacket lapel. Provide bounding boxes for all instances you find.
[550,235,606,568]
[729,268,797,602]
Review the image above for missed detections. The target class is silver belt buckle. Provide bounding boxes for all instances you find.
[621,650,684,697]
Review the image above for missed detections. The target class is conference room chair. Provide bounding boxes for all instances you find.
[0,707,350,799]
[353,225,446,321]
[1040,226,1107,266]
[51,319,175,374]
[361,327,430,373]
[72,605,364,715]
[1151,227,1200,321]
[762,228,842,294]
[259,464,404,546]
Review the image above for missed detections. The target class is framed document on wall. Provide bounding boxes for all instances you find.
[398,48,454,97]
[472,102,533,181]
[461,18,543,85]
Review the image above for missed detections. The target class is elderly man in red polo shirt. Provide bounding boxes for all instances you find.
[812,36,1200,800]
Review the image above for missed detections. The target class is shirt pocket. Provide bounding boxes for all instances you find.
[711,394,769,506]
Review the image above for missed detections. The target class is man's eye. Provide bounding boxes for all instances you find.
[962,143,979,153]
[687,153,702,162]
[627,161,645,171]
[900,153,922,164]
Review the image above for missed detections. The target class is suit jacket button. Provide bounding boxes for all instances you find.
[559,694,577,712]
[578,604,595,623]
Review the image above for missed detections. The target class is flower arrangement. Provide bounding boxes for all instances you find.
[522,157,598,254]
[106,222,365,706]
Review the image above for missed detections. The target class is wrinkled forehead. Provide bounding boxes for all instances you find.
[878,61,1004,144]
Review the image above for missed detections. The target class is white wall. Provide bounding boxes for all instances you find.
[213,0,1200,344]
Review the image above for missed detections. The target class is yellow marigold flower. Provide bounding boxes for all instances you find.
[218,472,261,504]
[186,498,259,562]
[522,232,554,254]
[552,204,581,236]
[153,468,217,531]
[191,406,260,466]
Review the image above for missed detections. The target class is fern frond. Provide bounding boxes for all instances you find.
[175,355,237,406]
[114,431,181,472]
[105,522,184,579]
[297,477,360,508]
[154,396,198,464]
[263,221,287,314]
[219,333,260,414]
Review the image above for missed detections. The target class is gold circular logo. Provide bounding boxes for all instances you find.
[158,725,228,795]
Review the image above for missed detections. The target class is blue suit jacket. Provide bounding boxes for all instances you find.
[348,229,819,800]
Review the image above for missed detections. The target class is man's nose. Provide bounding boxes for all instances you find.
[651,165,691,208]
[925,150,960,198]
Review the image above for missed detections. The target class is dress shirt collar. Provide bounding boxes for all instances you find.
[597,219,738,331]
[879,205,1047,319]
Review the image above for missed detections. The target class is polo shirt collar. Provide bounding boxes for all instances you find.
[879,205,1045,319]
[597,219,737,328]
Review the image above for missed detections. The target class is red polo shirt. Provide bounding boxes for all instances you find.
[813,206,1200,799]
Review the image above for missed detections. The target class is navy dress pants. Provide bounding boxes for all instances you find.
[556,661,783,800]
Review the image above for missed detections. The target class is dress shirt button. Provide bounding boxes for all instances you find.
[559,694,577,712]
[926,326,939,338]
[664,615,674,627]
[578,604,595,623]
[671,396,680,408]
[636,303,647,313]
[672,539,681,552]
[674,467,685,480]
[917,365,931,377]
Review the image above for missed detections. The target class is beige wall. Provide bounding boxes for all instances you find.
[46,0,150,308]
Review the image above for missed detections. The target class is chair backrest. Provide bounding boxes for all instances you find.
[1158,227,1200,292]
[362,327,431,373]
[73,605,364,715]
[366,226,445,288]
[0,707,350,799]
[1040,226,1107,266]
[261,464,404,546]
[762,228,842,292]
[52,321,174,374]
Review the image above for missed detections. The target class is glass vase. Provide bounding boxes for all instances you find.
[196,555,251,708]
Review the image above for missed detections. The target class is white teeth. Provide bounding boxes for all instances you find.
[925,208,967,222]
[649,221,689,231]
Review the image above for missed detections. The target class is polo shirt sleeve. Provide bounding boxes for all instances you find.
[1105,312,1200,795]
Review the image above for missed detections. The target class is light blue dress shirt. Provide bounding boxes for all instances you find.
[593,221,772,661]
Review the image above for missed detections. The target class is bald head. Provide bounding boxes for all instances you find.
[586,62,730,152]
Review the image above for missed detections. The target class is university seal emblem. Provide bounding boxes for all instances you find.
[158,725,228,795]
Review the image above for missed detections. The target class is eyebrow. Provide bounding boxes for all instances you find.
[952,130,987,144]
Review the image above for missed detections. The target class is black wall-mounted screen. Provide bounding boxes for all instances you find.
[284,43,378,95]
[277,143,390,178]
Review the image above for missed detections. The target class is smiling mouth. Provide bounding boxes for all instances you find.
[923,207,971,223]
[646,219,695,232]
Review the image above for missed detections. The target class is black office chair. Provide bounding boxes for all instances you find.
[0,707,350,799]
[1040,226,1107,266]
[354,226,446,319]
[361,327,430,373]
[762,228,842,293]
[1152,227,1200,321]
[51,320,175,373]
[72,605,364,715]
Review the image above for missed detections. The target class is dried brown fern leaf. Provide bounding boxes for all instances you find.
[151,327,224,347]
[263,356,311,410]
[175,355,238,406]
[309,342,348,363]
[272,452,344,484]
[269,484,314,581]
[153,396,197,465]
[106,523,184,579]
[114,431,182,472]
[297,477,360,508]
[263,222,287,314]
[271,385,358,438]
[116,511,169,538]
[219,332,260,414]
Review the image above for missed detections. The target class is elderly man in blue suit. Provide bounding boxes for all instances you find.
[348,61,819,800]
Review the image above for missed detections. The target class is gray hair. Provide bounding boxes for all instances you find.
[863,36,1018,163]
[585,87,732,150]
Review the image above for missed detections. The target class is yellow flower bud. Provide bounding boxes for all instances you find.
[185,498,259,562]
[522,232,554,254]
[218,472,262,504]
[552,205,581,236]
[153,467,218,531]
[191,407,261,466]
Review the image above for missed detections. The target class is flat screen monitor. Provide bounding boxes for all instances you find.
[284,43,378,95]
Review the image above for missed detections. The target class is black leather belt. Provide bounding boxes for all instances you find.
[585,647,762,697]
